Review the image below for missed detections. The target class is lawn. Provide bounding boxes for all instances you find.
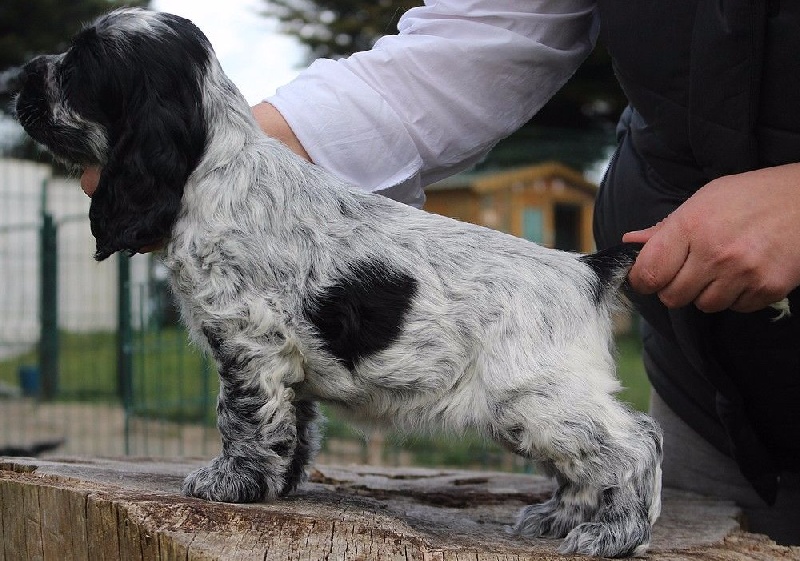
[0,329,215,419]
[614,331,650,412]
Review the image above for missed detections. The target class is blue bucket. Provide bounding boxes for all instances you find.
[18,365,40,397]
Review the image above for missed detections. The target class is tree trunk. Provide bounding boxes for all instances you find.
[1,457,797,560]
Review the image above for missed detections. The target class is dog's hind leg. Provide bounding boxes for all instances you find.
[182,325,305,503]
[504,395,662,557]
[559,411,663,558]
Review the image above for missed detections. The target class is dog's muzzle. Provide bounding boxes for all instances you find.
[15,56,55,131]
[15,54,105,166]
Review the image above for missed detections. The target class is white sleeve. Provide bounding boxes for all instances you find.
[267,0,598,206]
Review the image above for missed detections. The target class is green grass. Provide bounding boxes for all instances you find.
[1,331,124,399]
[130,328,216,423]
[614,331,651,412]
[0,328,217,421]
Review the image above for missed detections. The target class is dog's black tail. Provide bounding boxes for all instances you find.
[579,243,643,303]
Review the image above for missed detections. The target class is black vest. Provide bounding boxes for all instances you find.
[600,0,800,181]
[593,1,800,504]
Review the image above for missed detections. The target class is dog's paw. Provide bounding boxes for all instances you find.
[559,521,650,558]
[182,456,277,503]
[512,501,572,539]
[512,487,600,540]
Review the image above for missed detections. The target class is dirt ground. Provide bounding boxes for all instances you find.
[1,397,218,458]
[0,397,391,465]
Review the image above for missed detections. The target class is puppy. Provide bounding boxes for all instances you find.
[15,9,662,557]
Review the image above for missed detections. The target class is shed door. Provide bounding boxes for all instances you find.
[522,207,544,245]
[554,203,581,252]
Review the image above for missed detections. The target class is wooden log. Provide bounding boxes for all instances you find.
[1,457,798,560]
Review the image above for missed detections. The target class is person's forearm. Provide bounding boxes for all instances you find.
[251,102,311,162]
[266,0,598,201]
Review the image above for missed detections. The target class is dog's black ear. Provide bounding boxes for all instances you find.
[89,98,206,261]
[89,77,206,261]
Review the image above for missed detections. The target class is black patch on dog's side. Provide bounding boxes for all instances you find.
[305,259,418,370]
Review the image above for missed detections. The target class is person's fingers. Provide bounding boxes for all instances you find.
[80,166,101,197]
[626,223,689,295]
[654,251,714,309]
[727,278,791,314]
[137,241,166,254]
[622,224,659,244]
[689,279,744,313]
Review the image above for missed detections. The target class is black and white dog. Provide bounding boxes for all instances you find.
[15,9,662,557]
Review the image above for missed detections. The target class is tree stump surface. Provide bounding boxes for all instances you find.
[1,457,798,560]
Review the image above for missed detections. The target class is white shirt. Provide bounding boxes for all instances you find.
[267,0,599,207]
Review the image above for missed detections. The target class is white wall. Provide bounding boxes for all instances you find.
[0,160,49,357]
[0,159,150,358]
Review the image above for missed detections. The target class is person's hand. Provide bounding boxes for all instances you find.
[80,166,101,197]
[251,102,311,162]
[623,163,800,313]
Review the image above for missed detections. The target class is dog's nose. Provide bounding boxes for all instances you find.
[21,56,49,83]
[20,55,61,90]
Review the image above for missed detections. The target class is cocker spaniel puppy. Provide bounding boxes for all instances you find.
[15,9,662,557]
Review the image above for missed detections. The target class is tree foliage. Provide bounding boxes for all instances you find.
[263,0,419,61]
[1,0,150,72]
[263,0,626,170]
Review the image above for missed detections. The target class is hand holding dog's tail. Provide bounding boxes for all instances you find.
[579,243,643,303]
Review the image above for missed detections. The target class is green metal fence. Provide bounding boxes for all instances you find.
[0,160,223,459]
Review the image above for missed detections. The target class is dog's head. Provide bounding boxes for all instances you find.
[15,8,210,260]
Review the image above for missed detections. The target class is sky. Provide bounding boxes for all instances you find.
[153,0,307,104]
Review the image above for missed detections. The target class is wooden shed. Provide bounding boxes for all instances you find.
[424,161,598,253]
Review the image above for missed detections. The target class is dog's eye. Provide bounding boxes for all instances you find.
[57,56,111,127]
[60,47,96,94]
[57,55,80,92]
[58,67,82,107]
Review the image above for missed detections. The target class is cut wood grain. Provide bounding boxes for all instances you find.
[1,458,798,560]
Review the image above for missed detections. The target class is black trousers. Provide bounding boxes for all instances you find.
[651,388,800,545]
[594,107,800,504]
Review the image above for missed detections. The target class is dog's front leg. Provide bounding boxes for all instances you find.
[280,399,321,495]
[182,326,302,503]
